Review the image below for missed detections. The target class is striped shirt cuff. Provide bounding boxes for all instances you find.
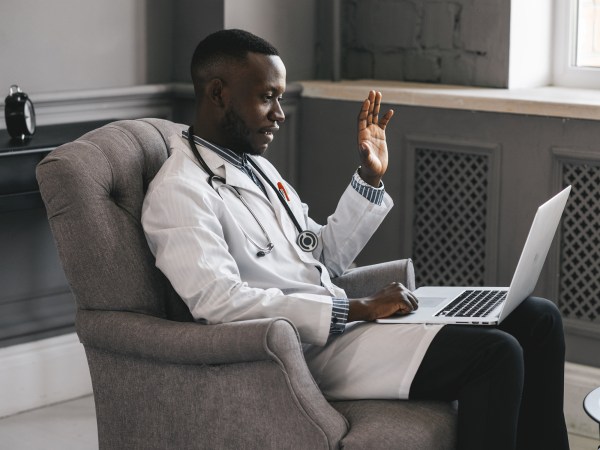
[330,298,349,334]
[351,169,385,205]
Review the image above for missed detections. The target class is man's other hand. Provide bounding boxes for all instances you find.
[348,282,418,322]
[357,90,394,187]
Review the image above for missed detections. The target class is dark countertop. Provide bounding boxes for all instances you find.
[0,120,115,201]
[0,119,114,156]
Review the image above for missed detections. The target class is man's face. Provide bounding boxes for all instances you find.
[219,53,286,155]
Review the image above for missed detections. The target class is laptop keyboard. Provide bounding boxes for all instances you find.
[435,290,507,318]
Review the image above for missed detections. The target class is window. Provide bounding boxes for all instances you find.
[554,0,600,87]
[575,0,600,67]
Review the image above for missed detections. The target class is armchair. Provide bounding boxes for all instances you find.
[36,119,456,449]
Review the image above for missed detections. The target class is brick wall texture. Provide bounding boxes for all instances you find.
[342,0,511,87]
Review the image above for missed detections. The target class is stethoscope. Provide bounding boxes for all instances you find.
[186,127,319,257]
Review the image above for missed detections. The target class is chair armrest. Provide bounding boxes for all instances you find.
[332,259,415,298]
[76,309,299,366]
[77,309,348,448]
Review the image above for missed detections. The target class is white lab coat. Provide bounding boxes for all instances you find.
[142,134,442,399]
[142,135,392,346]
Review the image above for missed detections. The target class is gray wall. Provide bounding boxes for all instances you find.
[0,0,225,94]
[224,0,318,81]
[336,0,511,87]
[0,0,315,97]
[0,0,151,93]
[171,0,225,83]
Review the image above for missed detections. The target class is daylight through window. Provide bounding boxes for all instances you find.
[576,0,600,67]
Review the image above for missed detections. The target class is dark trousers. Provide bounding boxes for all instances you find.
[409,297,569,450]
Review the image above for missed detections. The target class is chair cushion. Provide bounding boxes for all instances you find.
[330,399,457,450]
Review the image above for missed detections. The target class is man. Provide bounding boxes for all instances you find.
[142,29,568,450]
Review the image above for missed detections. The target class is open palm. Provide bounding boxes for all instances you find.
[357,90,394,187]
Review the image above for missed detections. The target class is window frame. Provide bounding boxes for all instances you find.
[553,0,600,88]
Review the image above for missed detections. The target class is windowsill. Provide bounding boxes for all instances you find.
[300,80,600,121]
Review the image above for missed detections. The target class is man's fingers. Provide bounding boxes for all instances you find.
[400,296,417,314]
[359,91,392,131]
[406,291,419,311]
[358,98,370,130]
[379,109,394,130]
[388,281,418,314]
[366,90,375,125]
[372,91,381,125]
[400,283,418,311]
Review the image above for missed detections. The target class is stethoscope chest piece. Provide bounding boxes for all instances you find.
[296,230,318,252]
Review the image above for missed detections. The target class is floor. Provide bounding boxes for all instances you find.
[0,395,597,449]
[0,396,97,450]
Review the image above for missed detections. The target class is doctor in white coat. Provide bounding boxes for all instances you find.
[141,28,438,400]
[141,29,569,450]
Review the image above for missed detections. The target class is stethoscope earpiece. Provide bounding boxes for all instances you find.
[257,243,274,258]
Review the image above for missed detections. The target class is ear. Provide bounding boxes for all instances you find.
[206,78,226,107]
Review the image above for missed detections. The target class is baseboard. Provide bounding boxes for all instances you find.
[565,361,600,439]
[0,332,91,418]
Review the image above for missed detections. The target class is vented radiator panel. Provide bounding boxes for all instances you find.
[559,162,600,323]
[412,147,490,287]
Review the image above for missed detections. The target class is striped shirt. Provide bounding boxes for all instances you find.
[184,131,387,334]
[330,298,349,334]
[351,169,385,205]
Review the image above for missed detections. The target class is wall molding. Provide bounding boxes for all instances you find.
[0,82,304,131]
[0,83,178,130]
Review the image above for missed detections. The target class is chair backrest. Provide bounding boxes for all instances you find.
[36,119,193,321]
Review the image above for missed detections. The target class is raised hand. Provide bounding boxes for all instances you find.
[357,90,394,187]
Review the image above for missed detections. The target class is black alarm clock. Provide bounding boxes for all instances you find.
[4,85,36,140]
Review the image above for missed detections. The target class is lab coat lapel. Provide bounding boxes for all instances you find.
[180,132,299,251]
[251,158,330,279]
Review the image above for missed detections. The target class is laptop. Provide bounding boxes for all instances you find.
[377,186,571,326]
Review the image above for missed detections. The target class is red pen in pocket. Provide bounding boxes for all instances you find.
[277,181,290,201]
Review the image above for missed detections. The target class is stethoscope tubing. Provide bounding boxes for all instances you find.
[246,158,304,234]
[213,181,274,256]
[186,127,318,254]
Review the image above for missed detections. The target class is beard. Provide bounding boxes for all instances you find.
[221,107,261,156]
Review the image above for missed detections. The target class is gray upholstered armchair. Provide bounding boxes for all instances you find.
[36,119,456,449]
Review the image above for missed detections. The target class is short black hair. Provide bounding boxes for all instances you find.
[190,29,279,92]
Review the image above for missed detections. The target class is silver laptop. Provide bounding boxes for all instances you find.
[377,186,571,326]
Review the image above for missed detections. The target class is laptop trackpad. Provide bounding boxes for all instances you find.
[418,297,447,309]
